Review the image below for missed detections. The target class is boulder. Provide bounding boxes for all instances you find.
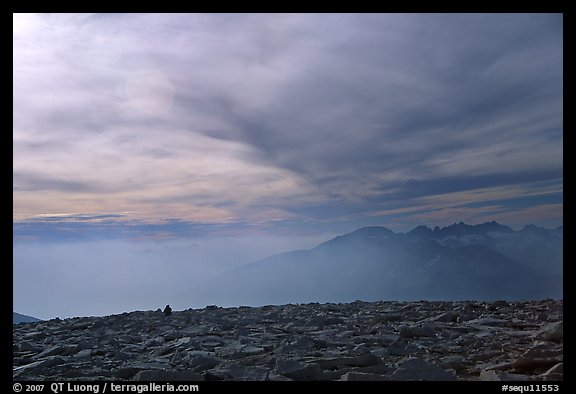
[339,372,390,381]
[18,342,41,352]
[115,362,169,379]
[540,363,563,381]
[13,357,65,378]
[34,345,66,358]
[228,364,269,381]
[133,370,204,381]
[512,346,563,372]
[391,357,456,381]
[316,353,380,369]
[439,355,468,371]
[274,359,320,381]
[188,354,220,371]
[399,325,435,338]
[537,321,563,342]
[238,345,266,357]
[479,370,532,381]
[74,349,93,359]
[465,317,508,327]
[429,312,459,323]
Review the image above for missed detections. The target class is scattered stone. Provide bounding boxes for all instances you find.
[486,300,509,311]
[339,372,390,381]
[290,336,315,351]
[479,370,532,381]
[274,359,320,381]
[188,354,220,371]
[216,342,243,358]
[13,357,65,378]
[116,362,169,379]
[115,368,141,379]
[74,349,93,359]
[267,373,293,381]
[316,353,379,369]
[388,341,411,356]
[18,342,41,352]
[439,355,468,371]
[35,345,66,358]
[537,321,563,342]
[12,299,563,381]
[512,346,563,372]
[228,364,269,381]
[470,350,504,362]
[428,312,458,323]
[540,363,562,381]
[133,370,203,381]
[399,325,435,338]
[466,317,508,327]
[391,357,456,381]
[173,337,192,348]
[238,345,266,357]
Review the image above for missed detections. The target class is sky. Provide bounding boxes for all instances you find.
[13,13,563,318]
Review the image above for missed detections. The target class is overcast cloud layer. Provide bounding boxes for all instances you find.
[14,13,562,235]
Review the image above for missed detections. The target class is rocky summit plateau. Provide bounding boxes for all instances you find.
[13,299,563,381]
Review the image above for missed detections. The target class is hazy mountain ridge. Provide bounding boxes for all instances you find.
[406,221,563,275]
[203,222,562,306]
[13,312,42,324]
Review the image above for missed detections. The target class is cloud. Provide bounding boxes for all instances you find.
[13,171,98,193]
[29,213,127,222]
[482,203,563,227]
[13,13,562,230]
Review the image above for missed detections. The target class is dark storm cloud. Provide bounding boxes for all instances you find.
[154,14,562,209]
[379,170,563,201]
[234,14,562,183]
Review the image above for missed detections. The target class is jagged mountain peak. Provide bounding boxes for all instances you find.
[431,221,514,237]
[407,221,514,240]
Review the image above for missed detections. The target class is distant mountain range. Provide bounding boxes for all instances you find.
[407,221,562,275]
[201,222,562,306]
[13,312,41,324]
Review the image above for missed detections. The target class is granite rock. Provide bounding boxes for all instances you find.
[12,299,563,381]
